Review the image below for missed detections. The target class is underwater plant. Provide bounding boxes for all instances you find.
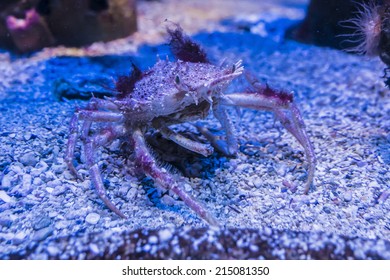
[65,25,316,226]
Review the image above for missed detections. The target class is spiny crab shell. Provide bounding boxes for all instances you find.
[116,59,240,124]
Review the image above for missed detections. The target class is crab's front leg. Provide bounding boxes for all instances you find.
[207,104,239,156]
[273,104,316,194]
[65,102,127,217]
[65,110,123,175]
[131,128,219,226]
[65,98,121,177]
[84,125,127,218]
[219,84,316,194]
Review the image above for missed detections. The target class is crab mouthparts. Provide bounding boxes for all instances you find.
[200,63,244,104]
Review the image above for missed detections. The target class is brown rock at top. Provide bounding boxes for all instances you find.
[0,0,137,52]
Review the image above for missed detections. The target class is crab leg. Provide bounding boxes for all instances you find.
[83,126,127,218]
[219,91,316,193]
[153,120,214,157]
[274,105,316,194]
[88,97,121,111]
[65,113,82,178]
[194,125,229,156]
[65,110,123,178]
[132,128,219,226]
[211,104,238,156]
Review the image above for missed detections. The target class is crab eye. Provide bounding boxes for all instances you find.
[175,75,180,84]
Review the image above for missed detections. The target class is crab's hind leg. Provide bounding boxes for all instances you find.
[132,128,219,226]
[219,85,316,193]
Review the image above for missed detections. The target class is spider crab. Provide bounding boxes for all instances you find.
[65,25,316,226]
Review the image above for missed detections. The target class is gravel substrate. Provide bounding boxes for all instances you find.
[0,0,389,259]
[7,226,390,260]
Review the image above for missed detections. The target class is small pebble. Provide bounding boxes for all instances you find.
[127,187,138,200]
[48,211,58,218]
[368,181,379,188]
[356,161,366,168]
[30,161,49,176]
[33,217,52,230]
[47,246,60,257]
[282,180,297,193]
[32,177,43,186]
[161,195,176,206]
[148,235,158,244]
[343,190,353,202]
[22,174,32,189]
[250,244,259,252]
[330,169,340,176]
[19,151,38,167]
[51,185,67,196]
[377,190,389,204]
[276,164,288,176]
[253,177,262,188]
[236,163,251,172]
[52,164,66,174]
[322,206,332,214]
[85,213,100,225]
[142,210,152,218]
[0,218,13,228]
[1,174,12,189]
[158,228,173,242]
[23,132,32,141]
[0,191,12,203]
[32,227,54,241]
[55,220,70,230]
[10,165,23,175]
[89,243,100,255]
[13,232,27,245]
[184,184,192,192]
[47,179,61,189]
